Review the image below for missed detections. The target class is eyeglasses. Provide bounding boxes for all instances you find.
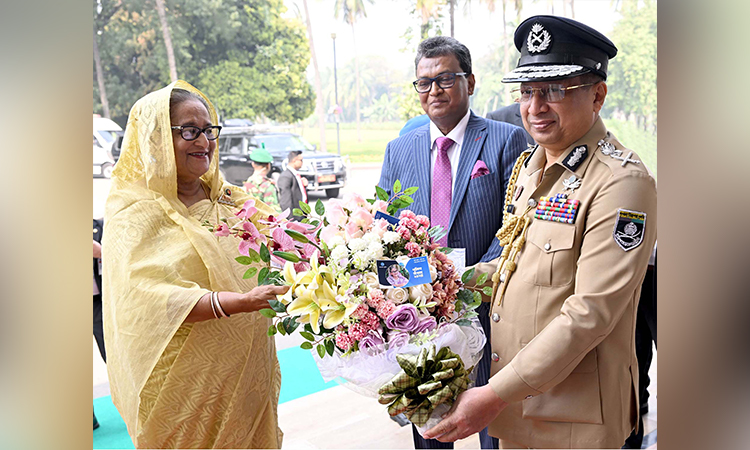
[413,72,468,93]
[511,83,596,103]
[170,125,222,141]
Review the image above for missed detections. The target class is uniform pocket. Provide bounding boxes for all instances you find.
[522,349,603,424]
[522,222,577,286]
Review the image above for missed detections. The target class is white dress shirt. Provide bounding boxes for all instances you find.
[429,108,472,193]
[288,166,307,202]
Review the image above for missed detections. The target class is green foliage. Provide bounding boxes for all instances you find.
[94,0,314,124]
[242,267,258,279]
[300,342,313,350]
[603,0,657,133]
[260,308,277,318]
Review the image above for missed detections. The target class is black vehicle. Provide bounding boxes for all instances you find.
[218,127,347,198]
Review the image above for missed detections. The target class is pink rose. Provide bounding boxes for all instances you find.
[343,192,368,210]
[415,215,430,228]
[345,221,365,240]
[326,200,348,227]
[405,241,422,257]
[320,224,343,243]
[371,200,389,214]
[399,210,416,220]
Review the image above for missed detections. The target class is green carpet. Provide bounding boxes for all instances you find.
[93,346,338,449]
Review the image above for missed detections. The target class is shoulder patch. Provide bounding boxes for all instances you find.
[613,209,646,251]
[562,145,588,172]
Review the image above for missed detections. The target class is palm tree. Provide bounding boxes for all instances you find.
[93,0,121,118]
[302,0,327,152]
[334,0,372,142]
[155,0,178,82]
[416,0,441,39]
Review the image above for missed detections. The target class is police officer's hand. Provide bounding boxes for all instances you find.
[422,384,508,442]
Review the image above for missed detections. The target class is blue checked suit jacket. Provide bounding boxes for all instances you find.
[379,111,528,266]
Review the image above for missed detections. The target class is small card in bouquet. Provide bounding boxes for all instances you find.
[374,211,400,230]
[377,257,431,288]
[447,248,466,276]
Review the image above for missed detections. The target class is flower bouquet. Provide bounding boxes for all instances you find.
[212,182,493,434]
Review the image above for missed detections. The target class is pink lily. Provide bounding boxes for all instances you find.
[238,220,266,256]
[235,199,258,220]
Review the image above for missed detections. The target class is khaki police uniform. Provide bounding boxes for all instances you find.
[473,117,656,448]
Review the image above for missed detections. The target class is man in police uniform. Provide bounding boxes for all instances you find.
[423,15,657,449]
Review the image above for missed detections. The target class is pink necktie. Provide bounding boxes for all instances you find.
[431,137,454,247]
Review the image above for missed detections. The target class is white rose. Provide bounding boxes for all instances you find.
[367,241,384,259]
[363,232,381,245]
[352,251,371,271]
[329,235,345,248]
[409,283,434,304]
[364,272,380,290]
[386,287,409,304]
[382,231,400,245]
[330,245,349,264]
[429,264,437,283]
[348,237,367,252]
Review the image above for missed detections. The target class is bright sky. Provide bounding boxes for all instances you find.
[286,0,622,76]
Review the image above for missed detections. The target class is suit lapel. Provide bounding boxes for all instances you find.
[449,112,486,230]
[413,127,431,217]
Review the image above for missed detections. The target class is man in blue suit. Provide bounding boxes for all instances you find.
[378,36,527,449]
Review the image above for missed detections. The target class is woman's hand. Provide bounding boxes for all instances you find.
[243,285,290,313]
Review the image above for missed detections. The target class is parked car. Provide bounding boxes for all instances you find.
[93,115,122,178]
[218,126,347,198]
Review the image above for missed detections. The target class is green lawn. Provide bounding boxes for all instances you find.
[296,122,401,163]
[294,119,656,177]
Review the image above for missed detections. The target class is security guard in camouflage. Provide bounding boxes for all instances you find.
[243,147,280,212]
[423,15,657,449]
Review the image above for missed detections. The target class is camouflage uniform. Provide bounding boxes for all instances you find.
[244,173,280,212]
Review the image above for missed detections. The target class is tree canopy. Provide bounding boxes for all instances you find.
[93,0,315,125]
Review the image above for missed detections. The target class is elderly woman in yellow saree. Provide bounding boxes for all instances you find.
[102,81,289,448]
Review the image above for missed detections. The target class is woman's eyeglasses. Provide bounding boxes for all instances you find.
[171,125,222,141]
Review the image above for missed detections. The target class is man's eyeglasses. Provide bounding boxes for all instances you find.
[171,125,222,141]
[413,72,468,93]
[511,83,596,103]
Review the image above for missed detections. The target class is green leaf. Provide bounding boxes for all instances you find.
[258,267,270,285]
[477,272,489,286]
[304,324,314,334]
[293,208,304,217]
[401,196,414,205]
[300,331,315,341]
[299,201,312,214]
[276,322,287,335]
[464,310,479,319]
[482,286,494,297]
[455,319,472,327]
[317,343,326,358]
[438,247,454,254]
[235,256,254,265]
[404,186,419,195]
[273,251,300,263]
[325,339,335,356]
[315,199,325,216]
[267,325,278,336]
[243,267,258,279]
[260,308,277,318]
[375,185,389,202]
[268,299,287,313]
[472,291,482,304]
[259,243,270,263]
[300,342,313,350]
[393,179,402,194]
[285,318,300,334]
[461,267,476,284]
[246,248,261,262]
[284,229,310,243]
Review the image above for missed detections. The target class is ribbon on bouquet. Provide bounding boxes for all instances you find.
[377,344,472,426]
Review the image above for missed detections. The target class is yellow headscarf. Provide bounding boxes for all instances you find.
[102,81,274,438]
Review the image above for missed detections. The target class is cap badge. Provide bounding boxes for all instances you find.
[527,23,552,54]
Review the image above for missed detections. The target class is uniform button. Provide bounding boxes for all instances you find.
[544,242,551,251]
[528,198,537,208]
[491,352,500,362]
[492,313,500,323]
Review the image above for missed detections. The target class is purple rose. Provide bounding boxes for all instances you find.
[414,315,437,334]
[385,304,420,332]
[359,330,385,355]
[387,330,411,349]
